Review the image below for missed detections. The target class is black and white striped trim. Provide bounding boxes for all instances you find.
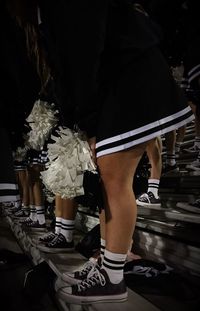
[100,244,105,257]
[188,64,200,83]
[61,223,75,230]
[96,107,194,157]
[36,207,45,215]
[55,221,62,228]
[148,182,159,190]
[103,256,126,270]
[14,162,27,171]
[39,150,49,164]
[0,183,20,203]
[28,157,42,165]
[180,77,189,90]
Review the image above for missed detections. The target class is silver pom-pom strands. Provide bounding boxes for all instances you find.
[13,146,29,162]
[40,127,97,199]
[26,99,59,150]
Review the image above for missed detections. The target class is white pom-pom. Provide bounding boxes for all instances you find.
[14,146,29,161]
[26,99,59,150]
[40,127,97,199]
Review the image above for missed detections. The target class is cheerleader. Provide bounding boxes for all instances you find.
[0,1,39,208]
[136,136,162,207]
[38,125,95,252]
[11,127,30,218]
[8,0,194,305]
[0,129,20,206]
[181,0,200,166]
[39,1,194,304]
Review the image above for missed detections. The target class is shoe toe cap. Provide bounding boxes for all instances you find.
[59,285,73,295]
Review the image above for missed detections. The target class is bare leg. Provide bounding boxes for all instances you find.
[147,137,162,179]
[163,130,178,173]
[25,169,37,221]
[31,164,44,206]
[165,130,176,156]
[97,142,147,254]
[17,169,30,207]
[99,209,105,240]
[55,194,63,218]
[176,126,186,144]
[136,137,162,205]
[29,164,45,224]
[61,198,78,220]
[175,125,186,156]
[59,198,78,242]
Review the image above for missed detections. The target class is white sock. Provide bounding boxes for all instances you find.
[55,217,62,234]
[22,205,29,211]
[102,249,126,284]
[60,219,75,242]
[35,205,46,224]
[29,205,37,221]
[147,179,160,199]
[166,153,176,166]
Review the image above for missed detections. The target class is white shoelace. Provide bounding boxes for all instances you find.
[139,193,151,203]
[77,268,106,292]
[49,234,64,246]
[41,232,55,240]
[79,260,96,277]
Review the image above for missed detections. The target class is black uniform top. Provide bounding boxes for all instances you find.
[0,3,40,139]
[39,0,161,138]
[143,0,200,66]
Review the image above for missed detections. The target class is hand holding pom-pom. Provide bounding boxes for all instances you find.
[40,127,97,199]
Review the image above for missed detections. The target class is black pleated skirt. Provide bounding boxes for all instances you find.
[96,47,194,157]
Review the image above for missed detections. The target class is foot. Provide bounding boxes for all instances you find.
[12,209,29,219]
[7,206,21,215]
[57,267,127,304]
[37,233,74,253]
[39,232,57,243]
[19,217,33,225]
[162,163,179,175]
[62,257,99,285]
[22,220,46,231]
[176,199,200,214]
[136,192,161,207]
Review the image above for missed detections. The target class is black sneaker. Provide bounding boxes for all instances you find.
[136,192,161,207]
[20,217,33,225]
[12,209,29,219]
[7,206,21,215]
[57,267,128,304]
[176,199,200,214]
[39,232,57,243]
[62,257,99,285]
[162,163,179,175]
[22,220,46,231]
[37,233,74,253]
[3,201,14,207]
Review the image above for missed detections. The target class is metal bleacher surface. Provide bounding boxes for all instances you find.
[2,121,200,311]
[4,215,160,311]
[133,120,200,278]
